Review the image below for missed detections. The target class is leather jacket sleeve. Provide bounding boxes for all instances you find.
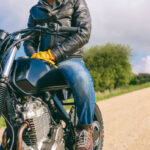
[51,0,91,62]
[23,15,40,57]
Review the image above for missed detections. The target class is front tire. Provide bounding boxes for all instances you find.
[69,103,104,150]
[93,103,104,150]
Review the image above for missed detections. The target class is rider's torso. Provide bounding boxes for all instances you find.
[30,0,83,59]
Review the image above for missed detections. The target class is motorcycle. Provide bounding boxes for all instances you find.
[0,25,104,150]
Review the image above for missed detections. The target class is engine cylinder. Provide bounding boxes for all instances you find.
[17,98,51,150]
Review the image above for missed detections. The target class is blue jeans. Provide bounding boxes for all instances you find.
[58,59,95,125]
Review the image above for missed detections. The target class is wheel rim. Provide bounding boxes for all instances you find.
[92,121,103,149]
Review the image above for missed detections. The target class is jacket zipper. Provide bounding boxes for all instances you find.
[50,35,54,49]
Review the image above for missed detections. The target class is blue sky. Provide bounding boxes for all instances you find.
[0,0,150,73]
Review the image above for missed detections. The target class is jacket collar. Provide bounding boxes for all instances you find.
[39,0,63,7]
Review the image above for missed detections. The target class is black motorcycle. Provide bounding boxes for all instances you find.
[0,26,104,150]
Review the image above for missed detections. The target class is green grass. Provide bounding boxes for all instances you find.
[95,82,150,102]
[0,117,6,128]
[1,82,150,128]
[65,82,150,110]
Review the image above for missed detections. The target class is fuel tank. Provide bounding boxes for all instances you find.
[12,58,68,95]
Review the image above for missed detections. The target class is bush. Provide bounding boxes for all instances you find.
[83,43,132,91]
[130,74,140,85]
[137,73,150,84]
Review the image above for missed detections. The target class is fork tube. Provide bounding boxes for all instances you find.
[2,34,21,78]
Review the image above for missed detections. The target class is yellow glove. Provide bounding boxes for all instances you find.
[31,50,58,69]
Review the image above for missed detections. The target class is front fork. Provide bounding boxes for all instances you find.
[0,34,20,116]
[0,35,21,150]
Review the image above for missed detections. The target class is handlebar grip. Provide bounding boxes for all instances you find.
[58,27,79,33]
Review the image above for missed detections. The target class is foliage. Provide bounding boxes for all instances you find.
[96,82,150,101]
[137,73,150,84]
[83,43,132,91]
[129,74,140,85]
[130,73,150,85]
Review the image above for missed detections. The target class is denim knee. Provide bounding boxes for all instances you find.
[72,71,92,99]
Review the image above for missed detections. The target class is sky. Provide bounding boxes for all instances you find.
[0,0,150,73]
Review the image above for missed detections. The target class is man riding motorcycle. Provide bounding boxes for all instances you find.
[24,0,95,149]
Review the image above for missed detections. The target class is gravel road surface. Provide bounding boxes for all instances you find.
[98,87,150,150]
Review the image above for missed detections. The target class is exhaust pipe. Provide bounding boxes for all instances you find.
[17,123,29,150]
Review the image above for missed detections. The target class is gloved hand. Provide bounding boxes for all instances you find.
[31,50,58,68]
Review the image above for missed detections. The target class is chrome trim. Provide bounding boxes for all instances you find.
[2,34,21,77]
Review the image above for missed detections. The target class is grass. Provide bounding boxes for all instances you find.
[0,117,6,128]
[95,82,150,102]
[64,82,150,110]
[1,82,150,128]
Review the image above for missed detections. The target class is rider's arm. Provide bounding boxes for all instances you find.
[51,0,91,62]
[23,15,40,57]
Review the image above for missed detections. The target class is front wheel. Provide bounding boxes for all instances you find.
[93,103,104,150]
[69,103,104,150]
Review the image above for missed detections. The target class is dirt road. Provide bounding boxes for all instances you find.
[98,87,150,150]
[0,87,150,149]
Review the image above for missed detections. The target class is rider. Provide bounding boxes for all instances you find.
[24,0,95,149]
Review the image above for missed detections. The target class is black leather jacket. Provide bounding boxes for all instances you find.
[24,0,91,62]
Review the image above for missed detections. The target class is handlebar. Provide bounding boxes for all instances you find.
[0,25,79,65]
[12,26,79,35]
[33,26,79,34]
[57,27,79,33]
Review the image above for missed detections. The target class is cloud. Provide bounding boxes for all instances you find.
[133,56,150,74]
[0,0,37,32]
[0,0,37,56]
[1,0,149,47]
[87,0,150,54]
[1,0,150,46]
[0,0,150,67]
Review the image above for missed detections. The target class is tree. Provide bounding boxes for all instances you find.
[83,43,132,91]
[137,73,150,84]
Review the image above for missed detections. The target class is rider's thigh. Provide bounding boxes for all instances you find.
[58,59,94,97]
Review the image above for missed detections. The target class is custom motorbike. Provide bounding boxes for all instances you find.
[0,25,104,150]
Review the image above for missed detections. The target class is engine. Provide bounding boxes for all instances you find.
[16,97,65,150]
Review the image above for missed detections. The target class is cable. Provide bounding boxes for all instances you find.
[0,34,11,52]
[2,113,15,150]
[0,27,69,65]
[0,36,12,65]
[0,34,32,65]
[11,28,31,36]
[1,37,12,57]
